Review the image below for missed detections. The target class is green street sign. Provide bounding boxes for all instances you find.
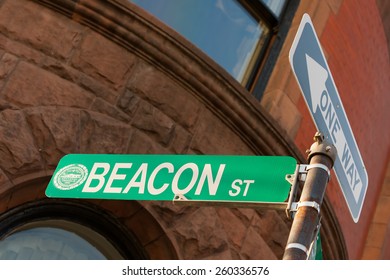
[45,154,297,204]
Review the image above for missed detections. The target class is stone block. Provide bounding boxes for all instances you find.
[216,208,247,248]
[99,200,142,219]
[0,0,83,59]
[41,57,120,104]
[79,110,132,154]
[2,62,94,109]
[190,109,253,155]
[0,33,45,65]
[71,32,135,89]
[117,89,141,118]
[253,210,290,259]
[132,102,175,146]
[127,129,171,155]
[267,91,302,138]
[0,109,43,177]
[144,235,177,260]
[170,124,192,154]
[124,208,164,246]
[240,227,277,260]
[172,207,229,259]
[91,98,131,123]
[0,53,18,80]
[128,62,201,130]
[25,107,82,169]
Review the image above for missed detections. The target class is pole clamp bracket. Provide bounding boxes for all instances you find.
[306,163,331,178]
[297,163,331,182]
[290,201,321,214]
[285,243,308,256]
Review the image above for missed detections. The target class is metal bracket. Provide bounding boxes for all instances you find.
[285,243,308,255]
[285,163,331,219]
[285,164,309,184]
[285,164,316,219]
[173,194,188,201]
[290,201,321,214]
[306,163,331,180]
[286,164,330,186]
[285,164,299,219]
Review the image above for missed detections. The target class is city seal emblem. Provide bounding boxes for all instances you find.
[53,164,88,190]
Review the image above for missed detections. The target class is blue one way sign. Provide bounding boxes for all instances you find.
[289,14,368,222]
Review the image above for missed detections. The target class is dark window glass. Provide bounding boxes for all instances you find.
[0,201,147,260]
[260,0,286,17]
[131,0,287,85]
[0,219,125,260]
[0,226,106,260]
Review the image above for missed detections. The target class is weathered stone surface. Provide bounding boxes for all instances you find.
[0,167,12,196]
[131,101,192,153]
[147,200,197,229]
[128,62,201,130]
[253,210,291,259]
[6,176,48,210]
[190,109,253,155]
[237,208,256,222]
[0,0,83,59]
[132,102,175,146]
[99,200,142,219]
[216,208,247,248]
[201,249,233,260]
[41,57,120,104]
[144,235,178,260]
[124,208,165,246]
[25,107,82,169]
[0,52,18,91]
[117,89,141,118]
[127,129,171,154]
[240,227,277,260]
[0,110,43,176]
[79,110,132,154]
[91,98,131,122]
[0,53,18,79]
[172,207,229,259]
[170,124,192,154]
[2,62,95,109]
[0,33,45,65]
[71,32,135,89]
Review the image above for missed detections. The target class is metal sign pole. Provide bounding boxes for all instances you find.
[283,132,336,260]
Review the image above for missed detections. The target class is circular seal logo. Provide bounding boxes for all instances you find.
[53,164,88,190]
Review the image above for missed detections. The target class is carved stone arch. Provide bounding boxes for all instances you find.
[0,176,178,259]
[0,106,178,259]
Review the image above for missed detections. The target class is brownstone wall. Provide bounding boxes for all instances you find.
[0,0,295,259]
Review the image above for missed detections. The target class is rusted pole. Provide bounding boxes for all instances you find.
[283,132,337,260]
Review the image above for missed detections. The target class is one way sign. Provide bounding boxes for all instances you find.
[289,14,368,222]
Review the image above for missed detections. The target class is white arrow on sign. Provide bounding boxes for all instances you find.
[306,54,362,202]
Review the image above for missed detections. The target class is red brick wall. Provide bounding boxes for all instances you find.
[294,0,390,259]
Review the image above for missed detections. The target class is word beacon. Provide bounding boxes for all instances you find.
[46,154,297,204]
